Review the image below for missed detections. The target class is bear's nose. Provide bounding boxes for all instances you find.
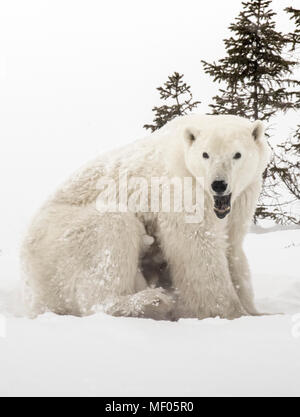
[211,180,227,194]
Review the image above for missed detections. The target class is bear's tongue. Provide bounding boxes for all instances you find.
[213,194,232,219]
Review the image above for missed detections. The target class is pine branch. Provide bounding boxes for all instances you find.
[144,72,201,132]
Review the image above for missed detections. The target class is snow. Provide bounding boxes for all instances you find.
[0,227,299,397]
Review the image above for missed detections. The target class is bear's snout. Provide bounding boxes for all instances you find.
[211,180,228,194]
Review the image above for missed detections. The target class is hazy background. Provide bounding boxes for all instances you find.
[0,0,298,284]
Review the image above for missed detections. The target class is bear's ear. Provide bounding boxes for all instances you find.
[251,120,265,141]
[184,127,200,145]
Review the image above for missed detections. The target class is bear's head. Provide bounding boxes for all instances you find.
[181,115,270,219]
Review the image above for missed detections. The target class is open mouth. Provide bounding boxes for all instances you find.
[213,193,232,219]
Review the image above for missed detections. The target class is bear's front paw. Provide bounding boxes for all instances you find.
[131,288,177,321]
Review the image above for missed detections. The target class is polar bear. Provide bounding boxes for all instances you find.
[22,114,270,320]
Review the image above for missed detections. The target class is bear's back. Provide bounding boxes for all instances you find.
[51,134,166,207]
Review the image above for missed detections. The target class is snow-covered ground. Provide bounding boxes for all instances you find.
[0,226,299,397]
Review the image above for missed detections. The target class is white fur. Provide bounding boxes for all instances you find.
[22,114,270,320]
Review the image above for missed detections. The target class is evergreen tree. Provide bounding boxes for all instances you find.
[261,125,300,225]
[285,6,300,109]
[144,72,200,132]
[277,6,300,200]
[201,0,300,223]
[201,0,300,121]
[274,125,300,201]
[264,6,300,224]
[285,6,300,51]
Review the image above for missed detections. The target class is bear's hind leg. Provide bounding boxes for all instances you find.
[24,205,176,320]
[68,209,176,320]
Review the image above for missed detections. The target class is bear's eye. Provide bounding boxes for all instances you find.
[203,152,209,159]
[233,152,242,160]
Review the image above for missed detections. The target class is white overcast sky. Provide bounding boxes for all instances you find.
[0,1,298,150]
[0,0,299,260]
